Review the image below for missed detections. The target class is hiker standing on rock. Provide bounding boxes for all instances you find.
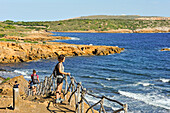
[53,55,70,103]
[31,69,40,95]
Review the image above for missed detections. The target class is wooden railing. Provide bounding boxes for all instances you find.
[26,74,128,113]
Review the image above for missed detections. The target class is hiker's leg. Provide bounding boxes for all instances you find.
[32,86,36,95]
[58,82,63,94]
[56,82,63,99]
[56,83,60,99]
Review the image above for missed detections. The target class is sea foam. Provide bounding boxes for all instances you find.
[137,82,154,86]
[70,37,80,40]
[118,90,170,110]
[159,78,170,83]
[14,70,28,75]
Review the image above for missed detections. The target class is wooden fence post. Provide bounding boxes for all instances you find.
[81,88,86,113]
[43,77,47,95]
[50,76,53,92]
[36,84,40,95]
[76,82,81,113]
[47,77,51,94]
[64,75,67,100]
[69,77,75,105]
[52,77,55,94]
[38,82,43,95]
[55,77,57,91]
[123,104,128,113]
[99,97,106,113]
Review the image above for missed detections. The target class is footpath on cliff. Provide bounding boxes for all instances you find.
[0,75,99,113]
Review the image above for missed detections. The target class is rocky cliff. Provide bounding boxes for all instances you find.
[0,42,124,63]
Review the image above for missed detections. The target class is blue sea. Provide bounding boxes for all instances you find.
[0,32,170,113]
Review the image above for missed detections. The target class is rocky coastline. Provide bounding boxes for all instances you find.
[0,30,124,63]
[0,41,124,63]
[55,27,170,33]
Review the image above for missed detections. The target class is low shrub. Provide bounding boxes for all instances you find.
[2,77,10,83]
[0,34,5,38]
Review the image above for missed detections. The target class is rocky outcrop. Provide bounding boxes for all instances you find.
[4,32,71,42]
[0,75,28,96]
[0,42,124,63]
[0,75,28,108]
[160,48,170,51]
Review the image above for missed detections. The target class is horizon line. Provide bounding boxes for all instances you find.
[1,14,170,22]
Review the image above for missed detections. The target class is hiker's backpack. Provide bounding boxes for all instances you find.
[32,74,38,84]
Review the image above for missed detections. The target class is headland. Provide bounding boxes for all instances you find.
[0,31,124,63]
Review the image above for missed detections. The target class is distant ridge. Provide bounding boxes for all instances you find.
[71,15,170,20]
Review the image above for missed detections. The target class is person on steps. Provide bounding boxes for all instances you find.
[31,69,40,95]
[53,55,70,103]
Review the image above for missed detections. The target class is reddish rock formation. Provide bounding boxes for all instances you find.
[160,48,170,51]
[0,42,124,63]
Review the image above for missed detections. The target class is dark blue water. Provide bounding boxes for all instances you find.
[0,33,170,113]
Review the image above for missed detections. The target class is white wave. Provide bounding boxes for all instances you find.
[159,78,170,83]
[24,75,31,79]
[106,78,111,81]
[118,90,170,110]
[70,37,80,40]
[106,77,119,81]
[37,70,50,73]
[89,44,93,45]
[137,82,154,86]
[85,93,100,103]
[14,70,28,75]
[0,71,17,77]
[153,86,170,91]
[100,83,114,89]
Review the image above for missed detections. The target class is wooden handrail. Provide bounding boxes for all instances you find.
[26,73,127,113]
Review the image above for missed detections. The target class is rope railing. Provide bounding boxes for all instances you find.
[26,74,128,113]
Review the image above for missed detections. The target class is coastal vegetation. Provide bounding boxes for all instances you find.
[45,19,169,31]
[1,77,10,83]
[0,38,16,42]
[0,15,169,38]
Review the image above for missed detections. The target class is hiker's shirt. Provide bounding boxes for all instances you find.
[31,74,39,84]
[53,62,64,78]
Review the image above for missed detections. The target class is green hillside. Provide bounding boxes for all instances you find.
[74,15,161,20]
[0,15,169,37]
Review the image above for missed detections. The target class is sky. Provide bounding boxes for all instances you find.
[0,0,170,21]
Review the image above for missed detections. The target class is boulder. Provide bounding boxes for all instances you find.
[0,75,28,96]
